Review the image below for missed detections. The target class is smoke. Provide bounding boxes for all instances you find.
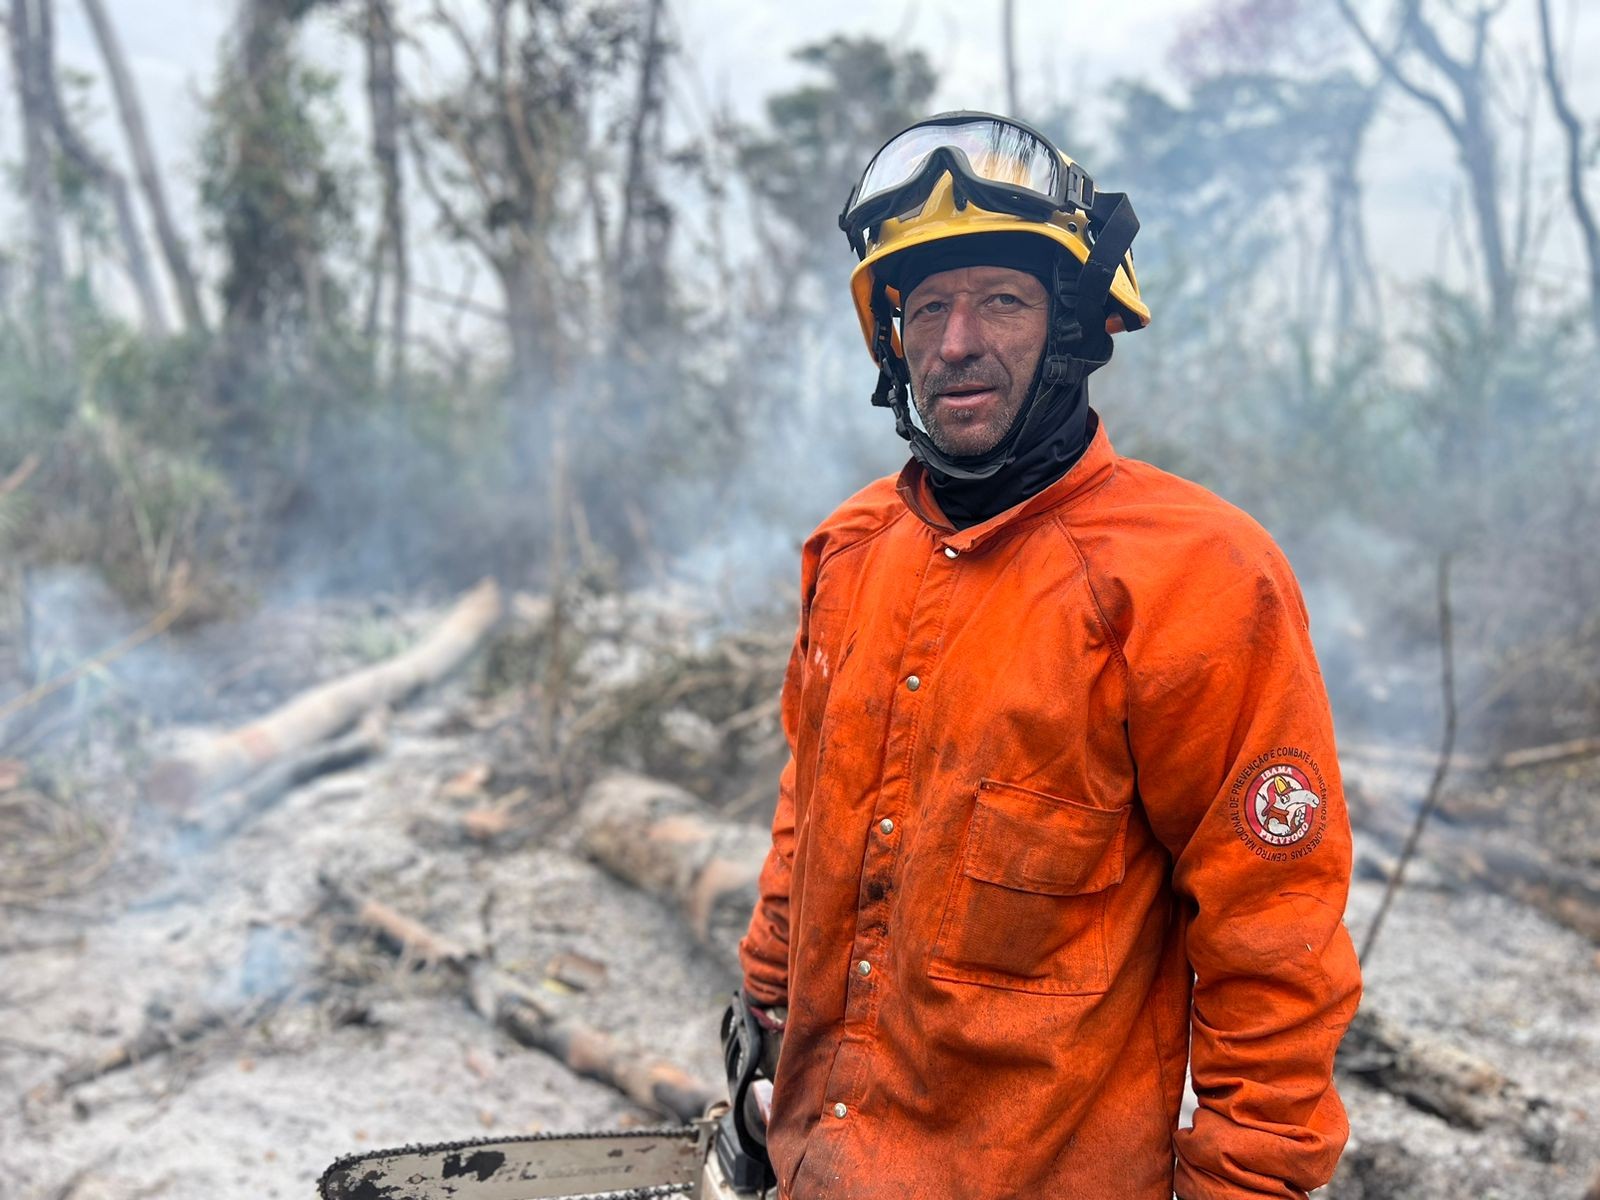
[16,565,208,728]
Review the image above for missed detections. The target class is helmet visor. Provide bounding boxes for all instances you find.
[854,117,1064,215]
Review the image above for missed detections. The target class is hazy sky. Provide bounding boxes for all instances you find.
[16,0,1600,323]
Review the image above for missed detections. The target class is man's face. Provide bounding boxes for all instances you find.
[900,265,1050,458]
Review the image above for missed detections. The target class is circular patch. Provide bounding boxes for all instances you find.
[1244,763,1322,847]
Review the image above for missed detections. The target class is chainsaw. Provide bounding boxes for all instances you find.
[318,995,779,1200]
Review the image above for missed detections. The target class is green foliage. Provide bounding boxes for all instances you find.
[0,316,229,607]
[199,12,358,354]
[51,70,117,261]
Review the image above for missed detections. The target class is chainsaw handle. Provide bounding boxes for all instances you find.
[717,991,778,1192]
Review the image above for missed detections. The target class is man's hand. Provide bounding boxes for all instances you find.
[745,989,786,1081]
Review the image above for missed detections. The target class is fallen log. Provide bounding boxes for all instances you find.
[178,711,387,845]
[147,579,503,809]
[576,773,767,972]
[318,874,718,1123]
[1337,1008,1557,1156]
[1495,734,1600,771]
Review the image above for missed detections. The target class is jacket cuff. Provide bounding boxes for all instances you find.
[1175,1157,1308,1200]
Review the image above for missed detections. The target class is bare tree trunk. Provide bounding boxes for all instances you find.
[1536,0,1600,344]
[617,0,665,279]
[407,0,622,376]
[34,0,167,334]
[1453,74,1511,326]
[1001,0,1020,118]
[364,0,407,385]
[1321,81,1383,340]
[1334,0,1516,330]
[8,0,71,363]
[500,256,548,388]
[613,0,672,343]
[80,0,208,333]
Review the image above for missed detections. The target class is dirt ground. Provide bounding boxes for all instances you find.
[1,593,1597,1200]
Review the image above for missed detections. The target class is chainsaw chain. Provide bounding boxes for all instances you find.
[318,1124,700,1199]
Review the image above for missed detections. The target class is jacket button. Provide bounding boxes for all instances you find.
[833,1102,848,1119]
[905,675,920,691]
[943,546,958,559]
[856,959,872,977]
[878,818,894,835]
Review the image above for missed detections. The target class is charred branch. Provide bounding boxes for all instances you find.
[319,875,719,1123]
[1360,553,1457,965]
[1495,735,1600,771]
[1354,786,1600,945]
[35,997,271,1100]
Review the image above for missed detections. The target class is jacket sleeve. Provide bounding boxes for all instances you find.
[737,600,809,1008]
[1123,531,1361,1200]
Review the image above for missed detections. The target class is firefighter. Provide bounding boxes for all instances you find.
[737,112,1361,1200]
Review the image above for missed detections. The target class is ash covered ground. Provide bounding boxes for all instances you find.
[1,587,1597,1199]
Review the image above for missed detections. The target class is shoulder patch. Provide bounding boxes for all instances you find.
[1229,748,1327,861]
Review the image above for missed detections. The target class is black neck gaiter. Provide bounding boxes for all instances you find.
[926,384,1095,529]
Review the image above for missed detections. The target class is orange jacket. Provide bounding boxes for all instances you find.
[739,416,1361,1200]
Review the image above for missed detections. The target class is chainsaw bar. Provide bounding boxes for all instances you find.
[317,1124,705,1200]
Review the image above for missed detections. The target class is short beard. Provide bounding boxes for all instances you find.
[912,370,1026,458]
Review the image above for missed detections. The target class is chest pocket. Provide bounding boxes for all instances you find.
[929,780,1128,995]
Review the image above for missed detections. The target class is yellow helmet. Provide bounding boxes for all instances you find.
[840,112,1150,364]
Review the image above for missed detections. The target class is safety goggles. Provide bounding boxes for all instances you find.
[839,112,1096,257]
